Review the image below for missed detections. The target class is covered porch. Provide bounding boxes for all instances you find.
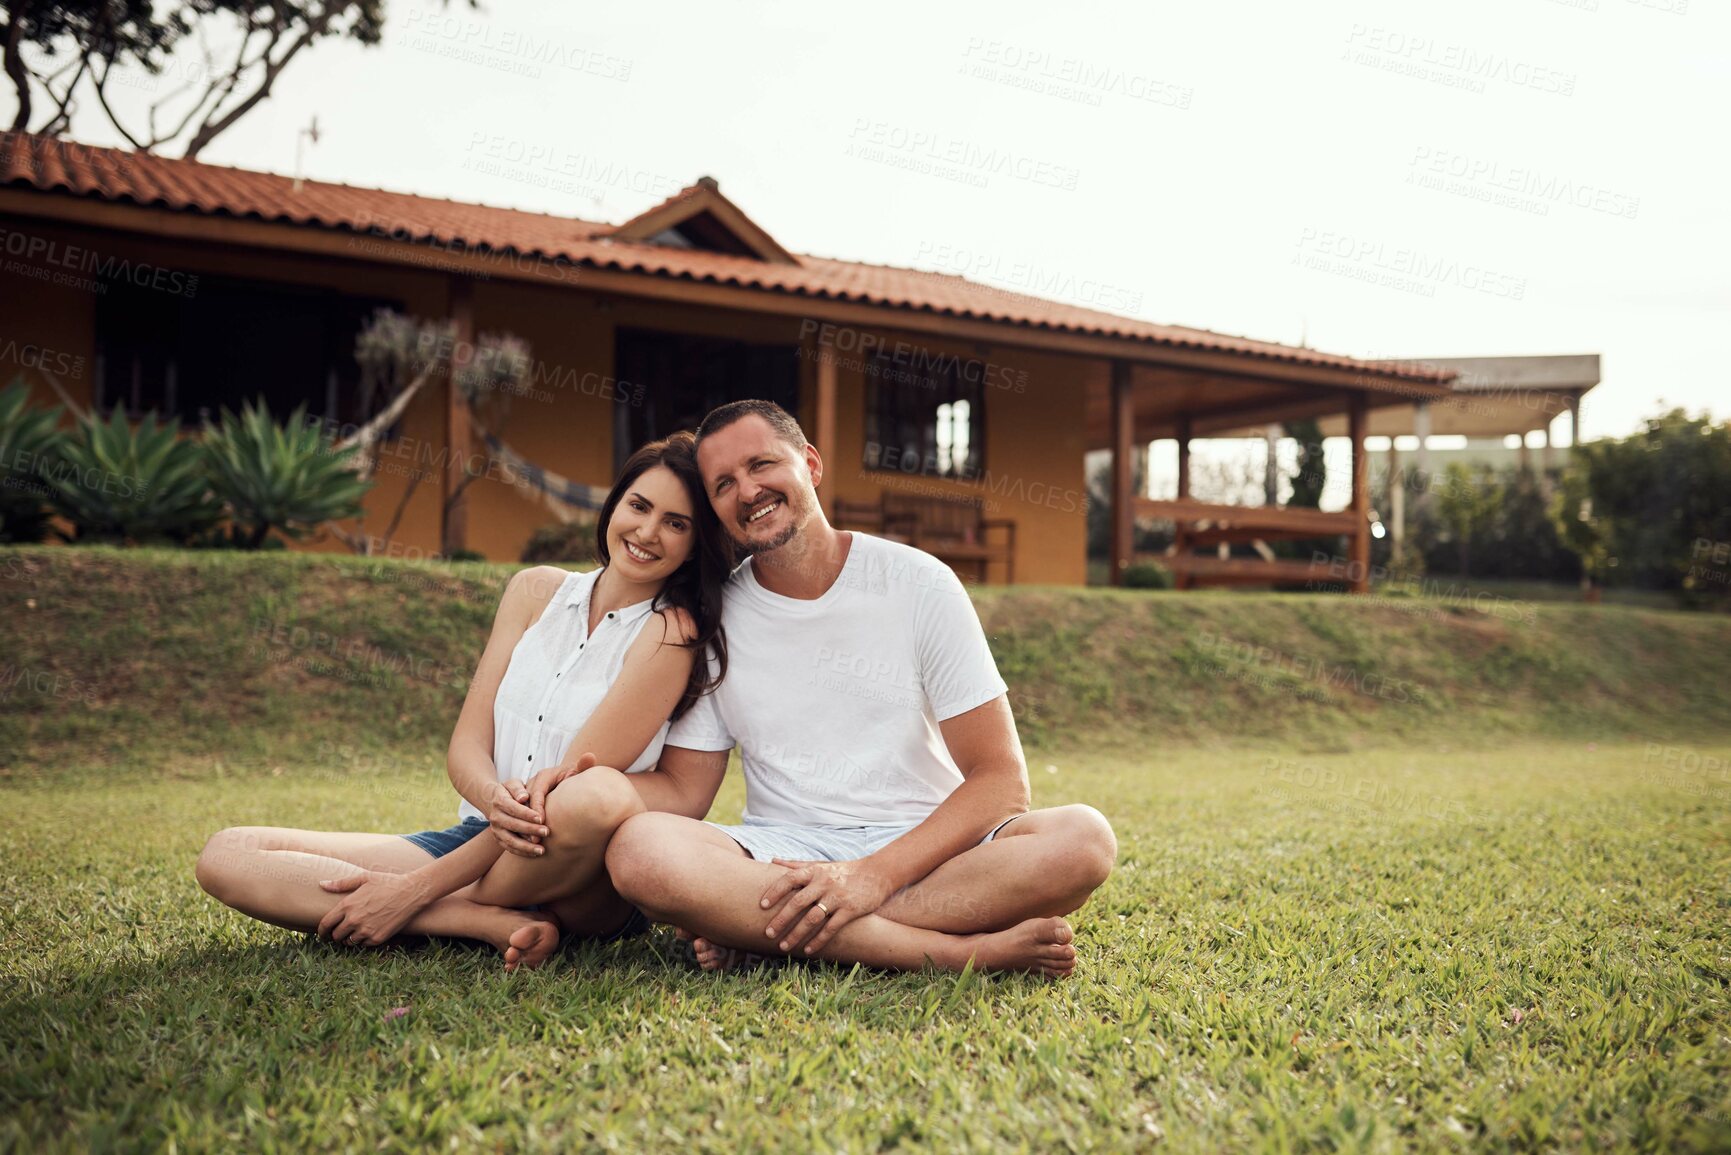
[1310,354,1599,562]
[1089,358,1456,593]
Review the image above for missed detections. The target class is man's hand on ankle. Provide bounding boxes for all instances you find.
[759,857,896,956]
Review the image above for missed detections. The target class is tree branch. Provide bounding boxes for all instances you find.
[90,50,146,151]
[183,5,337,160]
[333,362,438,476]
[35,51,86,136]
[378,473,423,551]
[2,2,31,133]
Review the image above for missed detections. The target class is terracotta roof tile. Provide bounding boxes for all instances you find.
[0,132,1453,385]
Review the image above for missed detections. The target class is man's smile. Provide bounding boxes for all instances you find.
[745,498,782,525]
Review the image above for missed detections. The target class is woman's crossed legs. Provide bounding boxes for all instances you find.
[194,769,648,968]
[194,825,566,966]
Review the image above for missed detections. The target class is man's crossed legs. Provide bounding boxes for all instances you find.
[605,805,1117,977]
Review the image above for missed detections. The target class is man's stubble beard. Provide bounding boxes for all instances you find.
[738,520,800,556]
[735,487,813,558]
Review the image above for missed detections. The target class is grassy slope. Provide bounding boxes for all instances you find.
[5,545,1731,777]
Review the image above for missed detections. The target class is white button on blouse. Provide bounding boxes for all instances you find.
[456,567,669,822]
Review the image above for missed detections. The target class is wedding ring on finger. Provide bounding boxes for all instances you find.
[815,901,831,916]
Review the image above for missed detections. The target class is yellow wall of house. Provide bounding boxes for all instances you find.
[1,213,1088,584]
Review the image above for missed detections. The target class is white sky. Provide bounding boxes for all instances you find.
[56,0,1730,464]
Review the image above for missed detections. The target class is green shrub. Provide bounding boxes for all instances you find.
[521,517,599,564]
[201,400,371,549]
[49,407,219,544]
[1552,408,1731,605]
[0,378,69,543]
[1122,561,1174,590]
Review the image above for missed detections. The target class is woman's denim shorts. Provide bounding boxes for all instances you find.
[400,816,490,858]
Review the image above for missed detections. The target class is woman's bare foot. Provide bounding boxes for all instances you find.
[962,917,1077,978]
[501,915,562,972]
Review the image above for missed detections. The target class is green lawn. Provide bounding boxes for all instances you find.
[4,740,1729,1152]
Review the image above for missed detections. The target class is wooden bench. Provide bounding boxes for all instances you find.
[834,492,1016,584]
[1134,497,1364,591]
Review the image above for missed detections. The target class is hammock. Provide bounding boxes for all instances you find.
[474,421,611,523]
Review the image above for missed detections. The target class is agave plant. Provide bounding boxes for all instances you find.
[202,400,373,548]
[49,406,220,544]
[0,378,69,543]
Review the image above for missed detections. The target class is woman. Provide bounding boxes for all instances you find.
[195,432,732,970]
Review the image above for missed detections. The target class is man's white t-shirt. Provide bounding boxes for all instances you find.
[666,532,1008,827]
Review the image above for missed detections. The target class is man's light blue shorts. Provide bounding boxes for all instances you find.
[705,813,1023,862]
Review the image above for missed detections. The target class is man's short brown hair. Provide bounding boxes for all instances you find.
[696,399,808,451]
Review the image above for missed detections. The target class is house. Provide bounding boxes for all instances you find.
[2,131,1471,588]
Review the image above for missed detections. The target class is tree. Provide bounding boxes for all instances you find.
[1549,465,1606,593]
[2,1,469,158]
[330,308,533,556]
[1409,465,1577,583]
[1085,445,1159,560]
[2,2,175,137]
[1433,463,1498,577]
[1283,419,1326,508]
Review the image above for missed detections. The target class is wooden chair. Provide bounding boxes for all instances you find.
[834,492,1015,584]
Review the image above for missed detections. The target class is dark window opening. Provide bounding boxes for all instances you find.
[94,275,399,433]
[643,211,758,258]
[612,327,800,472]
[863,352,985,480]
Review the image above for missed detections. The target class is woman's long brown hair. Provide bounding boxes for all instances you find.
[592,431,731,719]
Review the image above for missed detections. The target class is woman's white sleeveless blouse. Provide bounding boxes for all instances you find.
[456,567,670,821]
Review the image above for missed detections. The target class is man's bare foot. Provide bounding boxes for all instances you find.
[963,917,1077,978]
[675,926,778,973]
[691,935,728,972]
[501,915,562,972]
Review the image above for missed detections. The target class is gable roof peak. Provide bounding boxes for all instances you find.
[607,176,798,266]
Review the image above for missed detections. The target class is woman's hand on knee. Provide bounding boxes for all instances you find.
[487,778,548,857]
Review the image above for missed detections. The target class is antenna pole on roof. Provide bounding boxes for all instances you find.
[293,116,321,193]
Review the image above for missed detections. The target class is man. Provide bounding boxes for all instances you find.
[605,400,1115,977]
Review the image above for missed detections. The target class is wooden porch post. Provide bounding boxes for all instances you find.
[443,276,475,558]
[1348,394,1369,594]
[1388,440,1404,565]
[1173,415,1194,590]
[1176,415,1193,500]
[1263,423,1280,505]
[813,335,838,516]
[1109,360,1133,586]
